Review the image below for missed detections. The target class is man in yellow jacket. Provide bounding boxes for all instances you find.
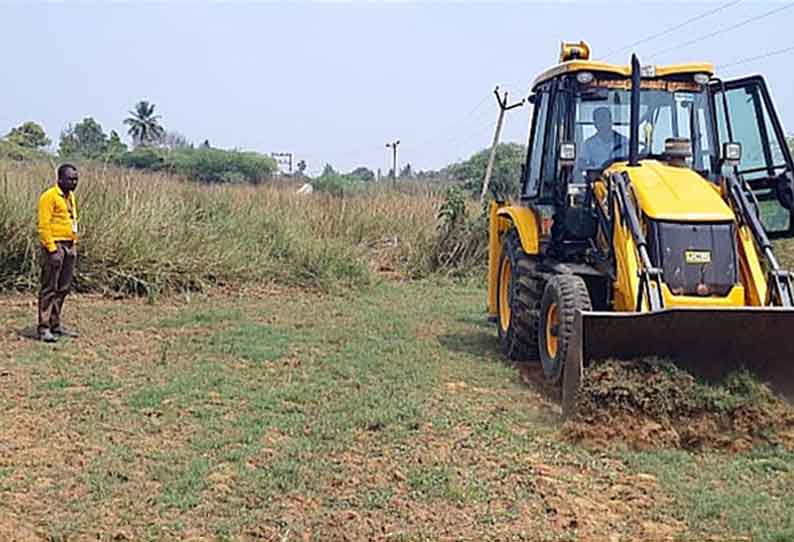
[37,164,80,342]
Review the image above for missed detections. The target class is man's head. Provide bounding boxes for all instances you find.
[57,164,78,193]
[593,107,613,135]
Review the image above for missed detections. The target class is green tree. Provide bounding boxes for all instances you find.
[159,131,191,151]
[6,121,51,150]
[106,130,128,160]
[59,117,109,159]
[124,100,165,147]
[445,143,526,198]
[399,163,413,179]
[321,163,337,177]
[349,166,375,183]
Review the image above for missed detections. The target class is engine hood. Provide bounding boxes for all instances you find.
[609,160,735,222]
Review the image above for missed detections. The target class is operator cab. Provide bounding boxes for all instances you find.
[520,41,794,261]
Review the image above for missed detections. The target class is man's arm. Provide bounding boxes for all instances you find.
[37,192,56,252]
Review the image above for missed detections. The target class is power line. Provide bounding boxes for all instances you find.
[600,0,742,61]
[717,44,794,70]
[412,91,492,148]
[646,2,794,60]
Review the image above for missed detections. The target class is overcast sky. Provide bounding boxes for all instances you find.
[2,1,793,174]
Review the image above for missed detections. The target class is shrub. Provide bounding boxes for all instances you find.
[114,147,277,184]
[168,148,276,184]
[116,146,166,170]
[445,142,526,198]
[0,139,50,162]
[312,173,363,197]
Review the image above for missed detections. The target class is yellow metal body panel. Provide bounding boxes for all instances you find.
[737,224,768,305]
[625,161,735,222]
[532,60,714,89]
[497,206,541,255]
[487,203,541,315]
[597,164,758,312]
[661,284,746,307]
[609,194,642,311]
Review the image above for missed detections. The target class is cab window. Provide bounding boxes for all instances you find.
[524,89,549,197]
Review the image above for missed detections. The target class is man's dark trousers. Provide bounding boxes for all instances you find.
[38,241,76,334]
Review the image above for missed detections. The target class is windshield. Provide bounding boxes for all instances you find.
[573,84,718,182]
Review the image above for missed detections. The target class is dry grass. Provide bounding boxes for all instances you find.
[0,161,467,295]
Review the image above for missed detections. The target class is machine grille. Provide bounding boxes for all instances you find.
[647,220,738,297]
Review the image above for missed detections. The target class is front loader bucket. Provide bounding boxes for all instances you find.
[562,308,794,419]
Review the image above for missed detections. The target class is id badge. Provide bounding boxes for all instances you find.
[72,222,78,234]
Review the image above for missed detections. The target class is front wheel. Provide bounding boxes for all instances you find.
[539,275,591,384]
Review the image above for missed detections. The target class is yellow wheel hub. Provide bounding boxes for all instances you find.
[546,302,559,358]
[498,259,512,332]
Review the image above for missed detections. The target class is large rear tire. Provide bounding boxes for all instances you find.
[539,275,592,384]
[496,229,541,361]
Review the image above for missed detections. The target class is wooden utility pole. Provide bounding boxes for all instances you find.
[386,140,400,182]
[481,87,525,203]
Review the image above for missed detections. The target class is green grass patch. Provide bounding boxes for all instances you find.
[157,456,211,511]
[622,447,794,541]
[204,323,291,363]
[159,306,245,328]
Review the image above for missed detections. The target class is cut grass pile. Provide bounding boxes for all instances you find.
[564,359,794,452]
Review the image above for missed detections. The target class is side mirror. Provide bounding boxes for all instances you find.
[528,94,537,104]
[559,142,576,167]
[722,142,742,166]
[489,182,506,204]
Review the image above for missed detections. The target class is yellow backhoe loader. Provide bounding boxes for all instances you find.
[487,41,794,417]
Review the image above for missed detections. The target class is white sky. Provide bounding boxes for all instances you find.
[2,1,793,175]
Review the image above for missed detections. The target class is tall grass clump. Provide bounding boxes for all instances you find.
[1,160,487,295]
[429,185,489,275]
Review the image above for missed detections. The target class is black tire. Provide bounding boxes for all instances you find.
[496,229,542,361]
[538,275,592,384]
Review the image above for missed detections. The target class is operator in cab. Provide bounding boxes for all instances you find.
[581,107,629,170]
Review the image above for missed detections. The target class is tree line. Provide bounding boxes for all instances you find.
[1,100,278,184]
[2,102,529,194]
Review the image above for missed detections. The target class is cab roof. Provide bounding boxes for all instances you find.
[532,59,715,89]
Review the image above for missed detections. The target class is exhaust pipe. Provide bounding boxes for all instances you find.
[628,54,641,167]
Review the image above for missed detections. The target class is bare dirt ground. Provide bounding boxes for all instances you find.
[2,283,793,541]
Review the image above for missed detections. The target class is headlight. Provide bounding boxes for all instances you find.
[576,71,594,85]
[694,73,710,85]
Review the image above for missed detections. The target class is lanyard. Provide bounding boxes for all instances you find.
[61,192,75,221]
[60,191,77,234]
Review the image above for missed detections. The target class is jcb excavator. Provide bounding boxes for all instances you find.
[487,41,794,417]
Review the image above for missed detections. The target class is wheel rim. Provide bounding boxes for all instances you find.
[498,259,512,332]
[545,302,559,358]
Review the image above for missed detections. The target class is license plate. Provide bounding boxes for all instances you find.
[685,250,711,264]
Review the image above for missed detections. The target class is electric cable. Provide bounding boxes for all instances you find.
[600,0,742,61]
[646,2,794,60]
[716,44,794,70]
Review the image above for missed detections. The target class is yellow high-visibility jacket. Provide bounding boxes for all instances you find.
[37,186,78,253]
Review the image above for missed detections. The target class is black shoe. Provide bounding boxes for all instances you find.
[53,326,79,338]
[39,329,58,343]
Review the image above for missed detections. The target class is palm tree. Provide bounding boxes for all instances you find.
[123,100,164,147]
